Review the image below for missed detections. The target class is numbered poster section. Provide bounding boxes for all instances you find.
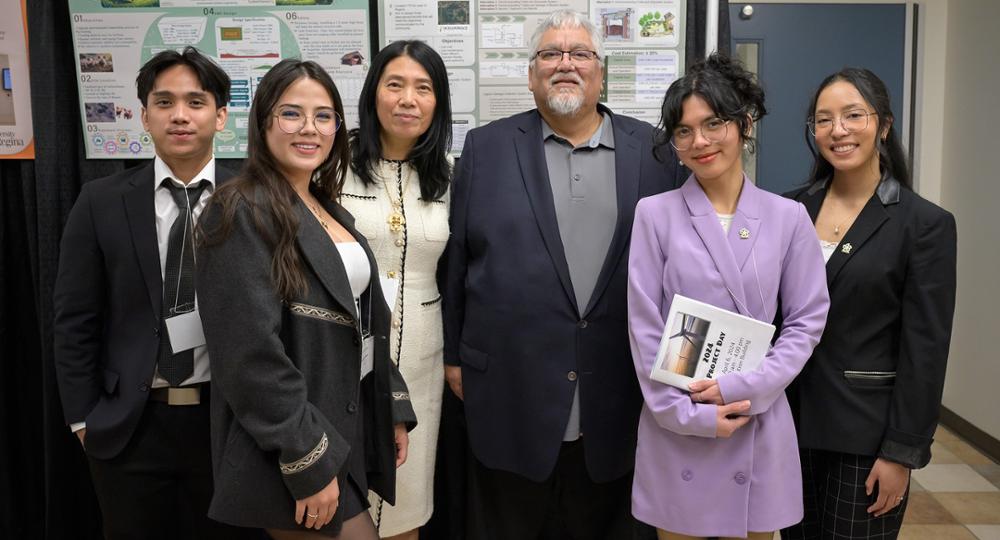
[69,0,370,159]
[378,0,683,155]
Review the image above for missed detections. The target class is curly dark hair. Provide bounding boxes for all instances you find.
[654,52,766,160]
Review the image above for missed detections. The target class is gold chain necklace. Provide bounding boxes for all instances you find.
[307,201,330,231]
[381,160,412,234]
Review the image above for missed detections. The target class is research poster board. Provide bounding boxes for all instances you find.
[378,0,684,154]
[68,0,371,159]
[0,0,34,159]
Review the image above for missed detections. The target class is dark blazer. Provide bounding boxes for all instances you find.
[786,177,957,468]
[53,161,235,460]
[442,106,686,482]
[196,185,416,532]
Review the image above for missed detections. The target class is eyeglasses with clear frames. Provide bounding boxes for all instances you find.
[808,109,877,136]
[670,118,731,152]
[273,107,342,136]
[532,49,600,64]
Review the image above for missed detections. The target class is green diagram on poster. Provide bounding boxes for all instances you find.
[69,0,369,159]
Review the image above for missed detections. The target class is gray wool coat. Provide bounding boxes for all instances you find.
[196,185,417,532]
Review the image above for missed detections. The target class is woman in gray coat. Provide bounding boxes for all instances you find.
[197,59,416,539]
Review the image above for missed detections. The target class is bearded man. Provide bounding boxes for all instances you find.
[441,10,687,540]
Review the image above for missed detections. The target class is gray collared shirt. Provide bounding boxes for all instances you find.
[541,112,617,440]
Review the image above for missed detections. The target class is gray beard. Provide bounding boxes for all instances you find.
[546,90,583,116]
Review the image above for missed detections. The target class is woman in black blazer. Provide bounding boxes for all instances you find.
[197,59,416,539]
[782,68,957,540]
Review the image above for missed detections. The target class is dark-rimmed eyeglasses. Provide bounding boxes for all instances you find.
[807,109,876,136]
[273,107,342,136]
[670,118,731,152]
[531,49,600,64]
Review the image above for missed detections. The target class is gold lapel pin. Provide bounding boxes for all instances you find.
[738,227,750,239]
[841,243,853,254]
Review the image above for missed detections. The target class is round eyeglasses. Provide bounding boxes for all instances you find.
[807,109,877,136]
[670,118,731,152]
[273,107,342,136]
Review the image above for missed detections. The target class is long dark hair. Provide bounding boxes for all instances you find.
[201,59,349,299]
[654,52,766,161]
[805,67,911,189]
[349,40,452,200]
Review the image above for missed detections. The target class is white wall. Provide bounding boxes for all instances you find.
[937,0,1000,441]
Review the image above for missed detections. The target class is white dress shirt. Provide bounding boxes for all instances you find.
[151,156,216,389]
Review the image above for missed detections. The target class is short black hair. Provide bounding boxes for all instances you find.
[349,40,452,201]
[804,67,911,189]
[654,53,766,159]
[136,46,230,109]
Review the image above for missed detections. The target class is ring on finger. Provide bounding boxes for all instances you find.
[306,512,319,519]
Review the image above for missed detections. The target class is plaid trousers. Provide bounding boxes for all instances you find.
[781,448,909,540]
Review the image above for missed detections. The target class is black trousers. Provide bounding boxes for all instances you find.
[781,448,910,540]
[466,439,654,540]
[86,392,257,540]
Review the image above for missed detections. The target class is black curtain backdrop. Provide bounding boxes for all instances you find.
[0,2,727,538]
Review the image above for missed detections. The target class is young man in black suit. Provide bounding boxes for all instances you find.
[53,47,251,539]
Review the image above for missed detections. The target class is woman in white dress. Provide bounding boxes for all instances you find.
[340,40,452,540]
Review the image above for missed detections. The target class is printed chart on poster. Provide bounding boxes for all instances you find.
[378,0,683,155]
[68,0,371,159]
[0,0,34,159]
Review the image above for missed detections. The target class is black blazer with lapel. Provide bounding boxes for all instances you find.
[53,161,235,460]
[786,177,957,468]
[442,106,686,482]
[196,185,416,531]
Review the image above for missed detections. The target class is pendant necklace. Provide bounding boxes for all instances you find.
[833,219,847,236]
[307,201,330,231]
[382,160,411,234]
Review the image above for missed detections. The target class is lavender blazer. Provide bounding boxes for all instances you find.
[627,176,829,537]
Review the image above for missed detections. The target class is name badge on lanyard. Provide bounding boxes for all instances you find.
[165,309,206,353]
[358,294,374,381]
[360,336,374,380]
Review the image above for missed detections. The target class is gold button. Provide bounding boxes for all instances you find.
[391,319,401,328]
[387,271,397,279]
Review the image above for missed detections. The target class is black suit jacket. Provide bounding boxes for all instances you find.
[442,106,686,482]
[53,161,235,460]
[786,177,957,468]
[196,186,416,531]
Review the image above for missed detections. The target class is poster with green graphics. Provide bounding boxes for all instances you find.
[378,0,683,156]
[69,0,370,159]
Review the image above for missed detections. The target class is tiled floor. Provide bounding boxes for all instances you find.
[899,425,999,539]
[768,425,1000,539]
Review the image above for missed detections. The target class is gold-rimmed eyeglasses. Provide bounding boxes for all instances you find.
[531,49,600,64]
[670,118,731,152]
[273,107,342,136]
[807,109,877,136]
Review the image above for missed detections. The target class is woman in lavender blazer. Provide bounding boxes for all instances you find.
[627,54,830,539]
